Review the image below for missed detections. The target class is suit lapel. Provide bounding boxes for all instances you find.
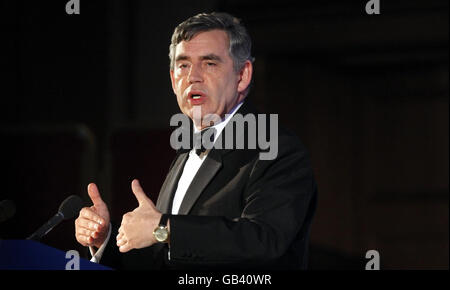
[159,101,259,215]
[177,149,223,215]
[156,151,189,213]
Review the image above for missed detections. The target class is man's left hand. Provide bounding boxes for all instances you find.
[116,179,161,253]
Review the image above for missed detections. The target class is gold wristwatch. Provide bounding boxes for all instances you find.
[153,214,170,243]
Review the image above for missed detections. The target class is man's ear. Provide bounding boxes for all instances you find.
[237,60,253,94]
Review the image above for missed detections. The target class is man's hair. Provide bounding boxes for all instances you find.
[169,12,254,72]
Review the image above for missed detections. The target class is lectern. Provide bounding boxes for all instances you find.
[0,239,112,270]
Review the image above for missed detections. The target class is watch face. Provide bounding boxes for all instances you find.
[154,226,168,242]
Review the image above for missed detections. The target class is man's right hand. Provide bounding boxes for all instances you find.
[75,183,110,249]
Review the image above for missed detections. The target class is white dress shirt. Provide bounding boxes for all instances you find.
[89,101,244,263]
[171,101,243,214]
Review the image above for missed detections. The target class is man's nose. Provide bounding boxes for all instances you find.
[188,65,203,83]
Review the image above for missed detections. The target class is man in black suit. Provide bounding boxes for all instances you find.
[74,12,317,270]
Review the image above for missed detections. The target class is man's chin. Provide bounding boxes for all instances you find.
[184,109,221,128]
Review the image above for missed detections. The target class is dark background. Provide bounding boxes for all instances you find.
[0,0,448,269]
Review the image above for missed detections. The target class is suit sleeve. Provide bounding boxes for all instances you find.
[168,134,317,268]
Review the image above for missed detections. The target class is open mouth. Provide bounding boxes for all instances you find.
[187,91,207,105]
[188,91,206,99]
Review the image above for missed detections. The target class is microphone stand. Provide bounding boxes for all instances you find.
[27,212,64,241]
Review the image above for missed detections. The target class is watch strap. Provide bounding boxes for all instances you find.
[159,213,170,227]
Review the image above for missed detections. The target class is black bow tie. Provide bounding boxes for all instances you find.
[193,127,217,156]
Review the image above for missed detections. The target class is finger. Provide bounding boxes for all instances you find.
[117,227,125,240]
[76,234,88,246]
[75,230,91,246]
[116,231,124,241]
[76,227,95,238]
[116,238,127,247]
[79,229,99,240]
[80,207,105,225]
[131,179,151,207]
[119,243,131,253]
[77,234,94,246]
[86,235,94,245]
[76,216,102,232]
[87,183,106,208]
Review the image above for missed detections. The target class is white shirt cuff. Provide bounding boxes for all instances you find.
[89,223,112,263]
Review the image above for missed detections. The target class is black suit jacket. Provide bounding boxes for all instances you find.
[99,101,318,270]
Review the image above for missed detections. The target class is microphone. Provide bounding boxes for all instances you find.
[0,200,16,223]
[27,195,84,241]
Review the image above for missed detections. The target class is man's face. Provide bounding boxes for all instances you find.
[170,29,251,129]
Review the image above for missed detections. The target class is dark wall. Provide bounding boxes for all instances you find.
[1,0,448,269]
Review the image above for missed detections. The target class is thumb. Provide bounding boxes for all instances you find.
[131,179,151,207]
[87,183,105,207]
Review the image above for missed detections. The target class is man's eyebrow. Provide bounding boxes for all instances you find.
[175,54,190,62]
[175,54,223,63]
[200,54,223,62]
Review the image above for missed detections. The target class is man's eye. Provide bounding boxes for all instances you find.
[179,64,188,69]
[207,62,216,66]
